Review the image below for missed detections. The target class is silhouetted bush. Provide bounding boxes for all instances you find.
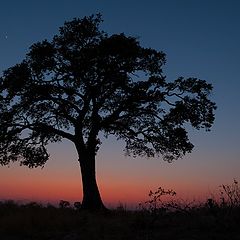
[219,179,240,208]
[73,201,82,210]
[23,201,43,209]
[59,200,71,209]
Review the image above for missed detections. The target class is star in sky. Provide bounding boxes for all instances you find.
[2,34,8,39]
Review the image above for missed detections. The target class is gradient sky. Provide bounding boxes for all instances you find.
[0,0,239,207]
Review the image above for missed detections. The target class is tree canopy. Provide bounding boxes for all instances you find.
[0,14,216,209]
[0,14,216,168]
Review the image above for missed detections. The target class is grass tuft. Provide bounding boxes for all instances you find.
[0,180,240,239]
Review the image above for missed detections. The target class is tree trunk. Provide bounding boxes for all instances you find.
[77,149,106,210]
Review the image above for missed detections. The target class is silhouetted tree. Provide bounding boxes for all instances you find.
[0,14,216,210]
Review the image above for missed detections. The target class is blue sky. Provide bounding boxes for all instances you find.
[0,0,239,205]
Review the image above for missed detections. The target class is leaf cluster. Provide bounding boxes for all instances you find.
[0,14,216,167]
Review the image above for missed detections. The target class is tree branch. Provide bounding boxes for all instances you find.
[37,123,75,141]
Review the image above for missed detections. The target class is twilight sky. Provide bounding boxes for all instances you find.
[0,0,239,207]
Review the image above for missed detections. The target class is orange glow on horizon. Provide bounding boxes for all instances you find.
[0,168,212,208]
[0,152,225,208]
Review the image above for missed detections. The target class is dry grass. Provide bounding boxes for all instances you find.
[1,181,240,240]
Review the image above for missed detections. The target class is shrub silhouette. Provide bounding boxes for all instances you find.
[74,201,82,210]
[59,200,71,209]
[219,179,240,208]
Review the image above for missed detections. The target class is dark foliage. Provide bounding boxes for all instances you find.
[59,200,71,209]
[0,14,216,209]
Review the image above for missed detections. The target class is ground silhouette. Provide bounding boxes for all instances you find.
[0,180,240,240]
